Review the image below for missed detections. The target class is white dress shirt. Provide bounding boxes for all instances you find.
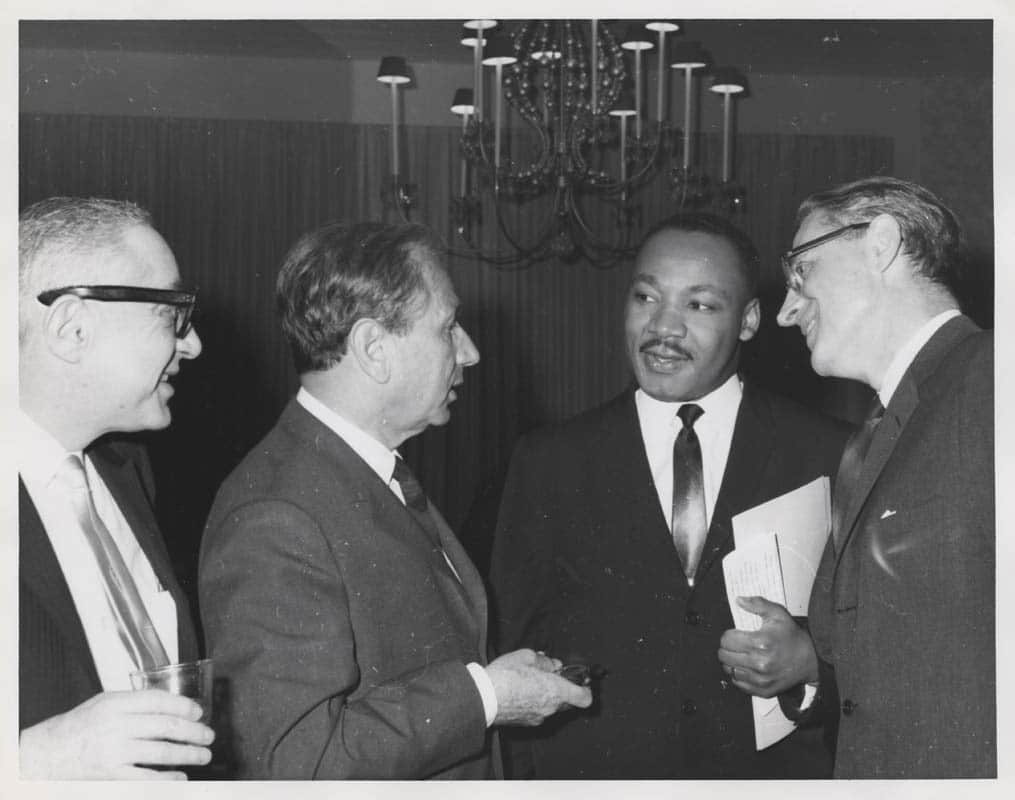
[635,373,743,531]
[17,410,179,690]
[877,309,961,407]
[296,388,498,726]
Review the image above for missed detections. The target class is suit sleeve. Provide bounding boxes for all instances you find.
[199,499,488,779]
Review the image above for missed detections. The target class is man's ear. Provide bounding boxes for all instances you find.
[739,297,760,342]
[43,296,90,363]
[866,213,904,274]
[348,317,392,383]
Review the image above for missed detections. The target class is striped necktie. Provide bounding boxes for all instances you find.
[59,454,170,671]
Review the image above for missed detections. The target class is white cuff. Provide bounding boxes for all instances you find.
[466,662,498,727]
[801,682,818,710]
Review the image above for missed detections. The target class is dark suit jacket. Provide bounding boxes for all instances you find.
[199,399,497,779]
[805,316,995,778]
[489,381,850,779]
[19,438,198,730]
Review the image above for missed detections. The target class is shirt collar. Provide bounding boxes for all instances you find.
[635,372,743,431]
[296,386,398,484]
[877,309,961,407]
[17,408,82,488]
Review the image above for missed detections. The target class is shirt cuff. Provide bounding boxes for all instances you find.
[801,682,818,710]
[466,662,498,727]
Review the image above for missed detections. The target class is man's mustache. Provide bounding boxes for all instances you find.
[639,338,693,360]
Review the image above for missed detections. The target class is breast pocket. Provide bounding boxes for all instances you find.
[864,492,945,584]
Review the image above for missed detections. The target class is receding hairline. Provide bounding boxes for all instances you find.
[23,221,180,299]
[404,245,460,326]
[633,228,755,299]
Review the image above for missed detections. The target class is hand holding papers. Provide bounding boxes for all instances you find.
[722,477,831,750]
[728,476,831,615]
[723,532,788,632]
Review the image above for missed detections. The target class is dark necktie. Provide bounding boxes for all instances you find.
[392,457,463,583]
[59,454,170,671]
[672,404,707,585]
[392,456,428,512]
[831,398,885,548]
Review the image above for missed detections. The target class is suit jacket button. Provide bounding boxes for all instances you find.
[841,699,856,716]
[681,700,697,715]
[684,611,701,626]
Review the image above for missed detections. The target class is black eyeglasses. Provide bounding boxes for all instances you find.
[781,222,871,293]
[37,285,197,338]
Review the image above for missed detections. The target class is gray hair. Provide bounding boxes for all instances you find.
[796,176,965,291]
[19,197,154,339]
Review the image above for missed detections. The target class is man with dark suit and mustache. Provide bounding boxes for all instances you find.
[489,213,850,778]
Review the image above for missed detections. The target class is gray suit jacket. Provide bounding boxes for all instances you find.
[807,315,995,777]
[199,399,498,779]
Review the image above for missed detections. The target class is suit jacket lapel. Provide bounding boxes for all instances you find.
[698,381,773,579]
[613,389,680,544]
[832,383,917,562]
[90,445,172,588]
[428,504,487,659]
[89,443,194,658]
[281,400,437,562]
[832,315,981,572]
[19,480,102,688]
[280,401,485,655]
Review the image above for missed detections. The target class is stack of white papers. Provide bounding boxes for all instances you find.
[722,476,831,750]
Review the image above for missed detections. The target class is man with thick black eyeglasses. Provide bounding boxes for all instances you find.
[18,197,211,779]
[718,177,995,778]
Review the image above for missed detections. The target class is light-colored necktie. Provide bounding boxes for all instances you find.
[59,454,170,671]
[672,404,708,586]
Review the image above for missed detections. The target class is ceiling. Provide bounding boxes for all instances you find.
[20,18,992,78]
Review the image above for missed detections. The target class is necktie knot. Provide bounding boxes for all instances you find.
[393,457,428,512]
[58,454,90,492]
[677,403,704,429]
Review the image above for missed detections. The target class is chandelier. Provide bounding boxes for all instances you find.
[377,19,748,267]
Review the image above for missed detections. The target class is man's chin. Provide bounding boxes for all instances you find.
[639,382,697,404]
[636,366,698,403]
[141,400,174,431]
[431,410,452,427]
[808,348,835,378]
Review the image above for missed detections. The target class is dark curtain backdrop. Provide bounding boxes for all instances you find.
[20,112,893,594]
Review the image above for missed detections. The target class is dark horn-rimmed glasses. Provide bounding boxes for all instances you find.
[37,285,198,338]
